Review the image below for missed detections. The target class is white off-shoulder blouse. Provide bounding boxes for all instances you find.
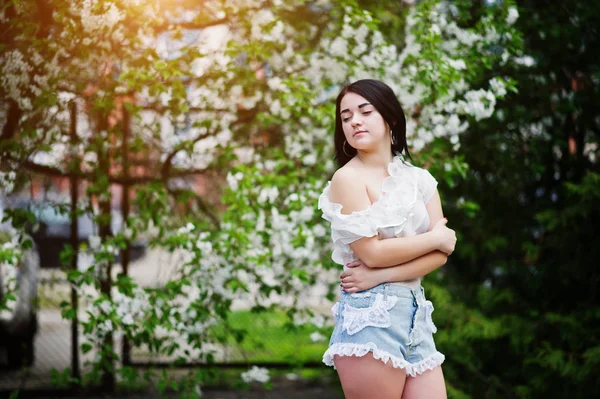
[318,154,438,288]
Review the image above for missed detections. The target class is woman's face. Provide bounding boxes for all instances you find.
[339,92,389,152]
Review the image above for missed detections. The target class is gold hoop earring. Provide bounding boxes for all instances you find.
[343,140,352,157]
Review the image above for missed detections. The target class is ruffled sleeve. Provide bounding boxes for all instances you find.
[318,182,378,264]
[418,167,438,204]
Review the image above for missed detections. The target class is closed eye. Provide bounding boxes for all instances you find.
[342,111,372,123]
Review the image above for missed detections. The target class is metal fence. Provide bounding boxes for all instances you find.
[0,249,336,392]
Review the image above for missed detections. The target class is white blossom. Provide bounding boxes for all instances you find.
[489,77,507,97]
[302,154,317,166]
[257,187,279,204]
[458,89,496,121]
[226,171,244,191]
[0,262,18,317]
[584,142,598,163]
[88,235,101,250]
[98,319,114,336]
[311,314,325,328]
[241,366,270,384]
[310,331,326,342]
[0,50,32,105]
[447,58,467,70]
[99,300,112,315]
[506,7,519,25]
[0,171,16,193]
[312,224,327,238]
[122,314,134,325]
[514,56,536,67]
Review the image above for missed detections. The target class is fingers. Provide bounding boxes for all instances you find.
[340,271,353,279]
[346,261,362,268]
[340,283,359,293]
[340,280,357,288]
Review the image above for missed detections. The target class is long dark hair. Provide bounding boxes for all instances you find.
[334,79,411,167]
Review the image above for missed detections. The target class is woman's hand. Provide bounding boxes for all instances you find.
[340,260,385,293]
[431,218,457,255]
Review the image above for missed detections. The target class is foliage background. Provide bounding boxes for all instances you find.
[382,1,599,398]
[0,0,598,398]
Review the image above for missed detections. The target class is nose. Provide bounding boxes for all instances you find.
[350,114,363,127]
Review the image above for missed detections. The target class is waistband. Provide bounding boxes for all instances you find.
[344,283,426,301]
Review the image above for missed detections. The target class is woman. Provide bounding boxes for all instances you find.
[318,79,457,399]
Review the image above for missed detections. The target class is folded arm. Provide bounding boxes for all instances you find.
[330,168,451,268]
[339,173,453,292]
[340,251,447,293]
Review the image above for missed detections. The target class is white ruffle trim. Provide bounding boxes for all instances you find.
[424,300,437,333]
[318,155,425,265]
[322,342,445,377]
[331,302,340,319]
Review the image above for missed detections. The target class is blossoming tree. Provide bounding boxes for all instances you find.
[0,0,524,394]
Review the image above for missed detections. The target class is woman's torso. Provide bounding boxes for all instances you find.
[335,156,433,289]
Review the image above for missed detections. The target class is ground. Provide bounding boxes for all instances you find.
[1,379,343,399]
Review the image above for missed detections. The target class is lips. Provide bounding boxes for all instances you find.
[353,130,367,136]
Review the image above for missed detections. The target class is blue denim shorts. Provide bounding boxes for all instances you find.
[323,283,445,377]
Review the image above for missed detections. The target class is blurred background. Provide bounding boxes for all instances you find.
[0,0,598,398]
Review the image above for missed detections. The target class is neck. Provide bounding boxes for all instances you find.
[356,148,394,170]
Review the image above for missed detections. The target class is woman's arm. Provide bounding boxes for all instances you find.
[340,251,447,293]
[330,169,455,268]
[340,189,451,291]
[340,183,453,292]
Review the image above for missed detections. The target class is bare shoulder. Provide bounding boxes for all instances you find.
[330,159,366,188]
[329,161,371,214]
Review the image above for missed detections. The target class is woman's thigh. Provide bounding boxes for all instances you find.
[402,366,446,399]
[334,353,407,399]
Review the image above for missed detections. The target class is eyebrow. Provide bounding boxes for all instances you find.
[340,103,372,114]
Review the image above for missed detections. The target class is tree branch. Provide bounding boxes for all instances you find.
[11,157,211,186]
[160,131,213,182]
[1,100,22,140]
[167,187,221,229]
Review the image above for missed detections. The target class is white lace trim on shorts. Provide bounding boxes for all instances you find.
[322,342,445,378]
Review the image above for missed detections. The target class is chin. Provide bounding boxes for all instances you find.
[353,144,375,152]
